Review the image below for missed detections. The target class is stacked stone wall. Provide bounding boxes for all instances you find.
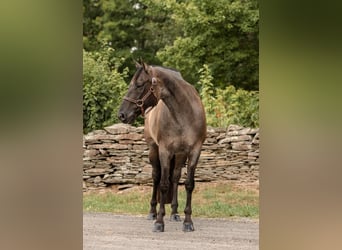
[83,123,259,191]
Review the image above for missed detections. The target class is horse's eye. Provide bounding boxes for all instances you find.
[135,82,144,88]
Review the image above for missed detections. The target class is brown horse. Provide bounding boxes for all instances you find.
[118,61,206,232]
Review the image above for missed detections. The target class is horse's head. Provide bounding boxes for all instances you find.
[118,61,158,124]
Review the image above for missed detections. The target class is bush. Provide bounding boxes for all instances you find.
[199,65,259,128]
[83,46,128,133]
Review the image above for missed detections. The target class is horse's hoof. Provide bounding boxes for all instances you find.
[183,222,195,232]
[153,222,164,232]
[147,213,156,220]
[170,214,181,222]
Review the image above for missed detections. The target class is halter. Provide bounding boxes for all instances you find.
[123,83,157,116]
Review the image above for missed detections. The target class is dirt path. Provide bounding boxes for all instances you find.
[83,212,259,250]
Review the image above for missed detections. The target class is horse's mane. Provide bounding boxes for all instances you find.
[151,65,180,73]
[153,66,184,81]
[134,64,184,82]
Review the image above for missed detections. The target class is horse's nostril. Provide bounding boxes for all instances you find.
[118,112,126,122]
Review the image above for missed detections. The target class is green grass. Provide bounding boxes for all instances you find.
[83,182,259,218]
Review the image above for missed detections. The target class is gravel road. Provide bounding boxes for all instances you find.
[83,212,259,250]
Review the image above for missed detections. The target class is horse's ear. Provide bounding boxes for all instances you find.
[134,60,141,69]
[142,62,149,73]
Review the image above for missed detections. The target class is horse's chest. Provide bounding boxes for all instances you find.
[144,103,197,151]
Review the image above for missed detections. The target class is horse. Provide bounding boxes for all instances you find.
[118,61,206,232]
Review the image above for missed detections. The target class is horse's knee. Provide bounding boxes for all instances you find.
[160,180,169,193]
[184,180,195,192]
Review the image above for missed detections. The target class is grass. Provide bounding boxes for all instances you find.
[83,182,259,218]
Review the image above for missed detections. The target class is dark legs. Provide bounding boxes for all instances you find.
[148,144,160,220]
[170,153,187,222]
[183,149,201,232]
[153,148,171,232]
[149,145,200,233]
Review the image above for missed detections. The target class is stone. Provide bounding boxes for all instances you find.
[85,168,113,176]
[240,166,250,171]
[102,176,125,184]
[226,174,239,180]
[247,128,259,134]
[94,176,102,183]
[205,138,217,143]
[104,123,131,134]
[248,152,259,157]
[218,135,252,144]
[83,149,99,157]
[232,142,252,151]
[133,144,148,150]
[227,124,244,131]
[252,133,260,144]
[88,143,131,150]
[106,156,130,164]
[118,184,134,190]
[115,133,143,141]
[84,134,119,141]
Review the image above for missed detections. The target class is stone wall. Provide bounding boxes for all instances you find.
[83,123,259,191]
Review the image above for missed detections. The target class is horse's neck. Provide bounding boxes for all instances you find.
[159,76,194,124]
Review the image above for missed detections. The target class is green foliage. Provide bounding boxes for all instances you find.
[83,0,176,78]
[199,65,259,128]
[157,0,259,90]
[83,0,259,90]
[83,45,128,133]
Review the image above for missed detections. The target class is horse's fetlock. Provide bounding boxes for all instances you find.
[184,207,192,215]
[150,200,157,207]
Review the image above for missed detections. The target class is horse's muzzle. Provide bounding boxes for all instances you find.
[118,111,136,124]
[118,112,126,123]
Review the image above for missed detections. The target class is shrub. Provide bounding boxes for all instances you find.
[199,65,259,128]
[83,46,128,133]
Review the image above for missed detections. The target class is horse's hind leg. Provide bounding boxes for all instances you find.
[153,148,172,232]
[183,148,201,232]
[148,144,160,220]
[170,153,187,222]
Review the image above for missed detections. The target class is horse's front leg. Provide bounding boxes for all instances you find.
[148,144,160,220]
[153,149,171,232]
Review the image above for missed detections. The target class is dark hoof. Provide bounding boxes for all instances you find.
[170,214,181,222]
[147,213,156,220]
[153,222,164,232]
[183,222,195,232]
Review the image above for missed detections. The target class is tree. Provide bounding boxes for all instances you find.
[83,46,128,133]
[157,0,259,90]
[83,0,178,79]
[83,0,258,90]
